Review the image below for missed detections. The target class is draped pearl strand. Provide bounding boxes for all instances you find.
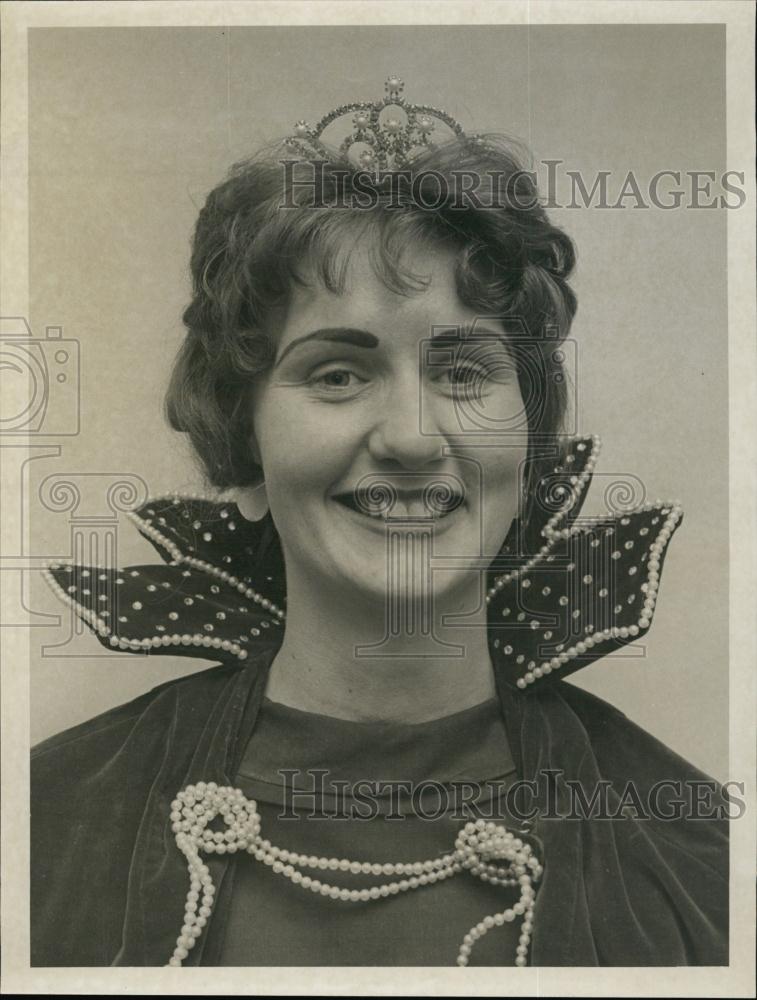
[168,783,542,968]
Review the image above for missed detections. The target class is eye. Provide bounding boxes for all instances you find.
[435,352,518,393]
[445,363,487,386]
[434,362,491,395]
[308,367,366,392]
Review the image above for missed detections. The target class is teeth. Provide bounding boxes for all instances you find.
[336,492,464,520]
[362,498,459,520]
[392,498,425,518]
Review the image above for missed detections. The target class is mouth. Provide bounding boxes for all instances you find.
[330,485,466,522]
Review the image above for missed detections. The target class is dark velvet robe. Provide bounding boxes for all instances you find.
[31,646,728,967]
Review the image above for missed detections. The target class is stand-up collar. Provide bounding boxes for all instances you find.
[44,434,683,696]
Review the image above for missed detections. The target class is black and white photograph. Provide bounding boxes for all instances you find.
[1,0,754,994]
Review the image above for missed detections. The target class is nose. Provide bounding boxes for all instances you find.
[367,376,445,469]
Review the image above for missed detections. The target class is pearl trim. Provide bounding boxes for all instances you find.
[129,498,286,623]
[511,501,682,688]
[168,783,542,968]
[44,492,286,663]
[42,563,252,662]
[484,436,683,687]
[486,434,601,602]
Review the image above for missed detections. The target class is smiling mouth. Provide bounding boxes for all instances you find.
[331,487,466,522]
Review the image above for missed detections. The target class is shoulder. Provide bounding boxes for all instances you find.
[554,678,729,900]
[529,678,729,864]
[554,679,724,786]
[31,660,245,781]
[30,656,268,965]
[529,680,729,964]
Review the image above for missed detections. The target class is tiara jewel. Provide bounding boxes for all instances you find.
[285,76,466,171]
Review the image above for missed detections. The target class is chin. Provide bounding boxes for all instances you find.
[319,539,485,611]
[288,495,506,607]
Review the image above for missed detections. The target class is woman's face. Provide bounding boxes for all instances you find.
[250,240,528,608]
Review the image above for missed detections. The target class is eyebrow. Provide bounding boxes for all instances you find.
[273,323,510,369]
[274,327,380,368]
[430,324,508,348]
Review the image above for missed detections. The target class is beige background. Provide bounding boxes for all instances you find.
[27,24,729,779]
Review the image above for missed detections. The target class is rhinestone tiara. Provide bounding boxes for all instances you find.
[284,76,467,171]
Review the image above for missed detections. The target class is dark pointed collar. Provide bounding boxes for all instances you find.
[44,435,682,695]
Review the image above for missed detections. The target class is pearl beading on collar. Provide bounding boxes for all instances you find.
[484,436,683,688]
[129,501,287,624]
[42,563,254,661]
[486,434,600,603]
[44,490,288,663]
[168,783,542,968]
[507,502,683,689]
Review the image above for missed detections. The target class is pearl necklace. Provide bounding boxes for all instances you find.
[168,782,542,968]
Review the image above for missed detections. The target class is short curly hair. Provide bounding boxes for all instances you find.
[166,135,577,529]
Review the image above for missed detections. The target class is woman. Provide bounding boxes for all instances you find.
[33,79,728,967]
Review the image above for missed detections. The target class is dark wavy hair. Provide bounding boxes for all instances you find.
[166,134,577,534]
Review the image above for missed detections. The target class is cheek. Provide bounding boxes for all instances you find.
[481,447,527,497]
[473,384,529,510]
[477,440,528,533]
[252,392,357,498]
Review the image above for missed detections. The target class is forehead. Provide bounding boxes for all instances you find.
[279,241,483,346]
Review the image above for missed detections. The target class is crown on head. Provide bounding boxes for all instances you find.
[284,76,467,171]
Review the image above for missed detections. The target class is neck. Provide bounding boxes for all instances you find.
[264,569,496,723]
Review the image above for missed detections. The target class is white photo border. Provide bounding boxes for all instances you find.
[1,1,754,996]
